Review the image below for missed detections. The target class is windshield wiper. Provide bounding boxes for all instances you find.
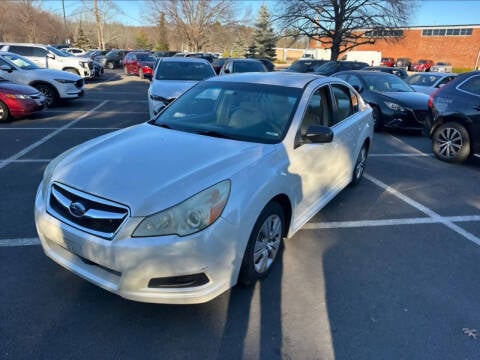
[195,130,237,140]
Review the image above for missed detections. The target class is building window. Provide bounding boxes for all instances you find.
[422,27,473,36]
[364,29,403,38]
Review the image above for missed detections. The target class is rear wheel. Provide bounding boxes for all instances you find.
[106,61,114,70]
[0,101,10,122]
[432,122,470,163]
[350,144,368,186]
[239,202,284,286]
[34,84,58,107]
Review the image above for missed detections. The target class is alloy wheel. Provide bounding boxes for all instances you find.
[253,214,282,274]
[436,126,463,158]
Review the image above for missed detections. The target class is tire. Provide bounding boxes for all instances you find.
[372,105,383,131]
[33,84,58,107]
[64,68,80,76]
[0,100,10,122]
[139,68,144,79]
[432,122,470,163]
[238,202,285,286]
[106,62,114,70]
[350,144,368,186]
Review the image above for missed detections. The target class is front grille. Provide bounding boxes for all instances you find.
[47,182,129,239]
[74,79,84,89]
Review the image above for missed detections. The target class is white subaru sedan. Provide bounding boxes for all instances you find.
[35,72,373,304]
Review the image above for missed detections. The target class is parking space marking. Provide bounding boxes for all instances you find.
[0,127,122,130]
[0,237,40,247]
[0,100,108,171]
[389,133,427,154]
[369,153,433,157]
[364,173,480,246]
[303,215,480,229]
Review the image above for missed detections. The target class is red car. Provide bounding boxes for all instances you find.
[380,57,395,67]
[123,52,156,79]
[412,59,434,72]
[0,79,46,122]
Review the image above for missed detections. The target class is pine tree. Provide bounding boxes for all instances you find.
[74,27,91,49]
[154,12,169,51]
[251,5,277,61]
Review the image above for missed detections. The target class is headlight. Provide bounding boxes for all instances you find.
[55,79,76,84]
[132,180,231,237]
[384,101,406,112]
[5,94,32,99]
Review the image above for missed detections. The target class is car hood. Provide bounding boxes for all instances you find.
[50,123,274,216]
[378,91,430,110]
[148,79,198,99]
[0,81,39,94]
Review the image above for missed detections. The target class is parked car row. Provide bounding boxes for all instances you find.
[377,56,453,72]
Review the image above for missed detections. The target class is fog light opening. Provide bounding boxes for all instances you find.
[148,273,210,288]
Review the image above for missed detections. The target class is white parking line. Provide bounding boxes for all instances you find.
[364,173,480,246]
[369,153,433,157]
[303,215,480,229]
[0,238,40,247]
[0,100,108,171]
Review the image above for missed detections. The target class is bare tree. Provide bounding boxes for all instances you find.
[81,0,121,49]
[278,0,414,60]
[145,0,234,52]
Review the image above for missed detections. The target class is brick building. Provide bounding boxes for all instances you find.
[310,24,480,70]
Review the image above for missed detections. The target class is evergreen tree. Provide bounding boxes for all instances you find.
[251,5,277,61]
[74,27,91,49]
[135,29,150,50]
[244,43,257,58]
[154,12,169,51]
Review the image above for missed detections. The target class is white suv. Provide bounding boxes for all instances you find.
[0,43,93,79]
[0,51,84,106]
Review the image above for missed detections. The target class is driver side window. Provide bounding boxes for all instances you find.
[298,86,331,138]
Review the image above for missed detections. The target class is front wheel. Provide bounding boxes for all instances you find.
[372,106,383,131]
[34,84,58,107]
[238,202,285,286]
[0,100,10,122]
[106,62,114,70]
[432,122,470,163]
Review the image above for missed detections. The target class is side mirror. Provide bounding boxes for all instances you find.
[304,125,334,143]
[47,53,55,59]
[0,64,14,72]
[153,103,166,116]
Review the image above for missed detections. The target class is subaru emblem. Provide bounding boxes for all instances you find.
[69,201,87,218]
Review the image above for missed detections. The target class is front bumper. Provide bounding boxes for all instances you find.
[381,107,430,130]
[34,183,241,304]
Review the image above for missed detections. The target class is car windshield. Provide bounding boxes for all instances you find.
[2,53,39,70]
[288,61,309,72]
[137,54,155,62]
[152,81,302,144]
[234,61,266,72]
[155,61,215,80]
[362,73,413,92]
[47,46,70,57]
[407,74,442,86]
[315,62,337,72]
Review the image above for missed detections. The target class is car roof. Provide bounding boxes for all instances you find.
[158,57,211,65]
[206,71,331,88]
[410,72,456,77]
[333,70,399,77]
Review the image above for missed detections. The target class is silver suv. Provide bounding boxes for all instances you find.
[0,43,93,79]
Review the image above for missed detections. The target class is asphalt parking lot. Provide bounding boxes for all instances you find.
[1,69,480,360]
